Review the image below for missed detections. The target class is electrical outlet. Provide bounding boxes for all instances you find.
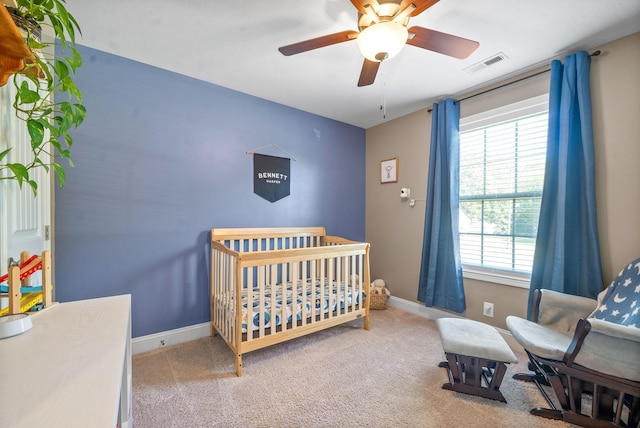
[483,302,494,318]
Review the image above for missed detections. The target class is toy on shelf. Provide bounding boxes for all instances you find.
[0,251,52,316]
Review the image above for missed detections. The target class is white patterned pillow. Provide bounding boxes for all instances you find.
[591,257,640,328]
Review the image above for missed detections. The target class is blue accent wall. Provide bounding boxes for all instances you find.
[55,46,366,338]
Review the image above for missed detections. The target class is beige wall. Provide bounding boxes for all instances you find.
[365,32,640,329]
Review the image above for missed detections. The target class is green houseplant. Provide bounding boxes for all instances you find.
[0,0,85,194]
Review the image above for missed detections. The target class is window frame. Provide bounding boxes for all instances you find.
[458,94,549,287]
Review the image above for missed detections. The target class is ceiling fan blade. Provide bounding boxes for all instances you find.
[357,59,380,87]
[350,0,380,15]
[400,0,439,17]
[406,26,479,59]
[278,30,358,56]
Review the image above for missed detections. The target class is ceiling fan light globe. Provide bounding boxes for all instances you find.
[357,21,408,62]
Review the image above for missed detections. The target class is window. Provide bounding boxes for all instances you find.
[459,95,548,281]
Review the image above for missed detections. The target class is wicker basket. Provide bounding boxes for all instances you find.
[369,293,388,310]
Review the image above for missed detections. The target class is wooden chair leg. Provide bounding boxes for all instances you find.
[445,353,461,383]
[548,374,570,410]
[439,353,509,403]
[489,362,508,391]
[566,375,583,414]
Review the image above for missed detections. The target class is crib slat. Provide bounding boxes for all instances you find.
[246,266,253,341]
[229,253,234,342]
[335,256,340,315]
[320,258,326,321]
[329,257,336,319]
[301,260,308,326]
[343,256,349,315]
[292,262,299,329]
[222,252,228,340]
[270,264,277,338]
[325,257,331,319]
[349,255,355,312]
[345,256,350,314]
[358,254,363,310]
[310,258,317,322]
[258,265,266,338]
[219,251,225,339]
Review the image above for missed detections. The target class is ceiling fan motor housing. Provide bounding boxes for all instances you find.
[356,2,411,62]
[356,2,410,31]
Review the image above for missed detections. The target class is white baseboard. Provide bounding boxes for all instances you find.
[386,296,464,320]
[386,296,516,344]
[132,322,210,355]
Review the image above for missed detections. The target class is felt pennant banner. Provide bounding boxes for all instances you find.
[253,154,290,202]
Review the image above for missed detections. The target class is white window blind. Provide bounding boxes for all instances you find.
[459,95,548,275]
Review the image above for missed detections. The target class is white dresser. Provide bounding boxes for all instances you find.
[0,294,132,427]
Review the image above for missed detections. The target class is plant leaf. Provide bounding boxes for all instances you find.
[27,39,48,50]
[50,138,63,152]
[64,132,73,147]
[67,12,81,36]
[18,81,40,105]
[53,162,66,187]
[55,1,75,44]
[33,157,50,172]
[27,119,46,147]
[48,15,66,44]
[7,163,29,186]
[27,179,38,195]
[59,114,72,133]
[55,60,70,80]
[73,104,86,126]
[61,76,81,101]
[64,46,83,72]
[0,148,11,162]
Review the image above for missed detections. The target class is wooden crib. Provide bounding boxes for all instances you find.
[210,227,371,376]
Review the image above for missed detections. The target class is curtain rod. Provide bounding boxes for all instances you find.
[427,50,601,113]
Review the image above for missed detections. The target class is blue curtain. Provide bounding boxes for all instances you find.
[528,51,603,316]
[417,98,465,313]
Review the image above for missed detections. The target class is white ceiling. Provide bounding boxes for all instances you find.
[64,0,640,129]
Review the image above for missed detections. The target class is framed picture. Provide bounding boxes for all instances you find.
[380,158,398,183]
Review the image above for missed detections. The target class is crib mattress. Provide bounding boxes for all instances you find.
[240,280,364,333]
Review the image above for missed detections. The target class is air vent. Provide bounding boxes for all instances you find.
[464,52,509,74]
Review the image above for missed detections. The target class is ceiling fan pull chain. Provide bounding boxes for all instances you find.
[380,74,387,119]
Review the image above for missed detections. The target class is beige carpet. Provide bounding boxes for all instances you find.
[133,307,573,427]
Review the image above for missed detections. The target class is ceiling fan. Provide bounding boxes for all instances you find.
[278,0,479,87]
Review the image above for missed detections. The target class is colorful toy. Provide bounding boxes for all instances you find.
[0,251,52,316]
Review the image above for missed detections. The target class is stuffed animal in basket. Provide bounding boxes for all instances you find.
[370,278,390,296]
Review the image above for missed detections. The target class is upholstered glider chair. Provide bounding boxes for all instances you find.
[506,258,640,428]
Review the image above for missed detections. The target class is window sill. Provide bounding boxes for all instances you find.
[462,266,531,289]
